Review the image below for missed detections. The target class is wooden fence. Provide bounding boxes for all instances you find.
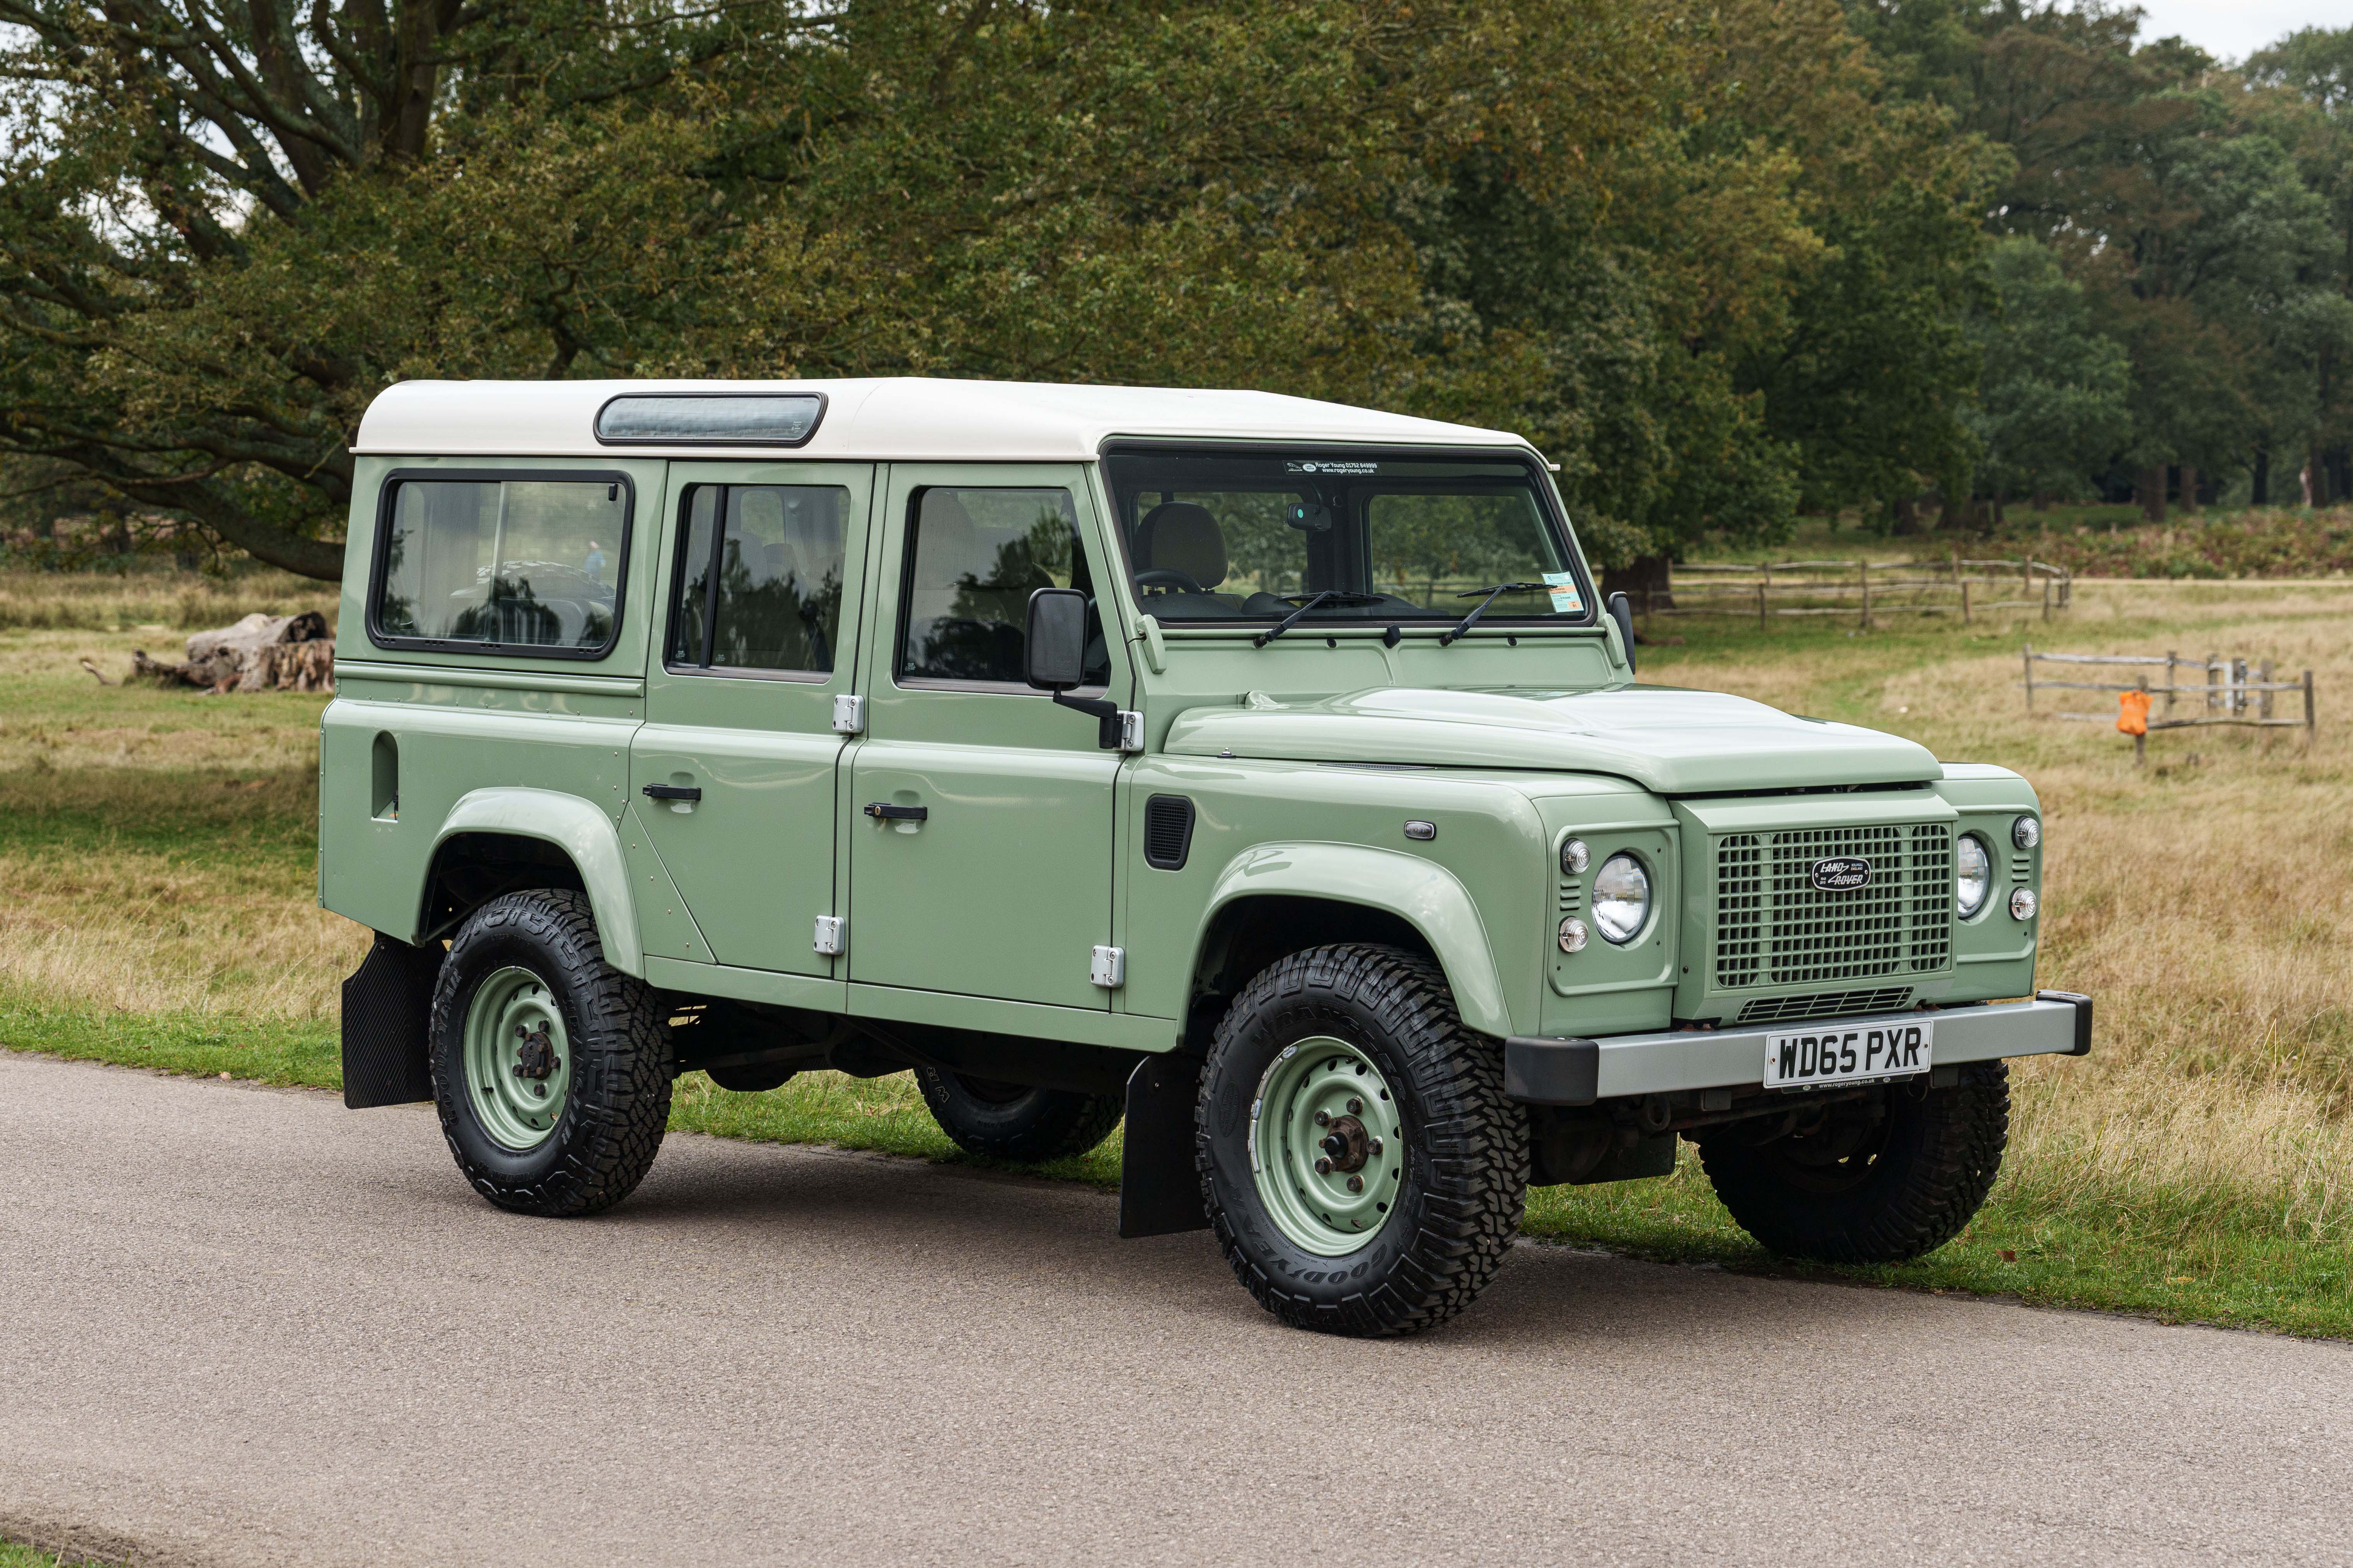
[1638,556,2071,630]
[2022,647,2317,754]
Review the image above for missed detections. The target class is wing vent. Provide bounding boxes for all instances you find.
[1144,795,1196,871]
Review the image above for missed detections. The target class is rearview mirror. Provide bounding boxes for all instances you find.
[1025,587,1089,691]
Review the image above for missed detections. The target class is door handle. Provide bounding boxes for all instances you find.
[863,802,928,822]
[642,784,703,803]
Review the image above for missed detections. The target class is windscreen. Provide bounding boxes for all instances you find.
[1101,450,1590,626]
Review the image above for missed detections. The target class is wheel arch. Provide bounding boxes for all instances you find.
[1190,843,1511,1038]
[422,788,645,977]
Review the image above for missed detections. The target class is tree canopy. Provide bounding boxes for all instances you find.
[4,0,2345,578]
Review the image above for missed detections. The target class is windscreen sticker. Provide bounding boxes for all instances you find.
[1283,460,1379,475]
[1543,570,1585,614]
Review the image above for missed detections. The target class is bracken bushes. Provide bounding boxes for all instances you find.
[2018,506,2353,578]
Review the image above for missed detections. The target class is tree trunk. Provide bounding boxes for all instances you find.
[1891,495,1920,535]
[2137,467,2167,523]
[129,611,334,692]
[2031,490,2051,512]
[2302,451,2317,509]
[2179,466,2198,513]
[1601,554,1674,611]
[2252,445,2269,506]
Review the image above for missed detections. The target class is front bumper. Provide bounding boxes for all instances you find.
[1505,991,2091,1106]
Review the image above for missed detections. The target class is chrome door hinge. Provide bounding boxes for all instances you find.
[831,694,866,735]
[1114,711,1143,754]
[1090,945,1126,988]
[813,916,847,956]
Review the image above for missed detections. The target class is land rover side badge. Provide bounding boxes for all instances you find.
[1810,857,1872,892]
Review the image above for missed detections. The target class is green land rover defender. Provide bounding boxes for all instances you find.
[323,378,2089,1336]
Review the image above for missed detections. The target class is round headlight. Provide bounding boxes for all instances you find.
[1956,834,1991,918]
[1557,917,1589,953]
[1560,837,1590,875]
[2011,887,2038,921]
[1591,853,1651,945]
[2013,815,2040,850]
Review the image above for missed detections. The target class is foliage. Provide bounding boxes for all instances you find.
[0,0,1671,578]
[1966,237,2132,503]
[2017,505,2353,578]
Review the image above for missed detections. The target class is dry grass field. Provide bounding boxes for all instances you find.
[2,565,2349,1332]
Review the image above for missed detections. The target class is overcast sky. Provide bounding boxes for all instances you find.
[2129,0,2341,63]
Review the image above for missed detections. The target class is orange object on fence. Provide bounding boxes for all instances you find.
[2117,689,2151,736]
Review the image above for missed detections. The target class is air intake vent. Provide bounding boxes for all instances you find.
[1144,795,1195,870]
[1736,988,1914,1025]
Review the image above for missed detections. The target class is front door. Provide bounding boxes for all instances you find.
[847,465,1126,1010]
[630,463,872,975]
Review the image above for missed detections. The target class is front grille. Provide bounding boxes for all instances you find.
[1736,988,1914,1025]
[1716,824,1952,987]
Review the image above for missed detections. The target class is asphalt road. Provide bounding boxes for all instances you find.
[4,1053,2351,1567]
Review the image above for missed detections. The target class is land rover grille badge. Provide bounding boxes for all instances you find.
[1810,857,1872,892]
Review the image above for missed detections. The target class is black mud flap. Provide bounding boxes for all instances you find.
[341,932,444,1109]
[1118,1053,1210,1239]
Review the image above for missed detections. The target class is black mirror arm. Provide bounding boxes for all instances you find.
[1054,689,1124,749]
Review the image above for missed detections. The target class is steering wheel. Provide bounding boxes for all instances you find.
[1134,567,1207,596]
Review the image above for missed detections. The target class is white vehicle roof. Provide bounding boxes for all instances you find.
[353,377,1534,462]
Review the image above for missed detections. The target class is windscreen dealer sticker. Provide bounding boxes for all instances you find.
[1542,570,1584,615]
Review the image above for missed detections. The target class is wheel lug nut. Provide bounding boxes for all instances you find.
[1346,1175,1364,1193]
[1347,1097,1363,1114]
[1369,1137,1383,1156]
[1315,1157,1333,1175]
[1314,1109,1331,1127]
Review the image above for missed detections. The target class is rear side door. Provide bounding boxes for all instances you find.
[628,464,872,975]
[846,464,1126,1011]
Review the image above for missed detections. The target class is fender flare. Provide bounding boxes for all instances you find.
[427,788,645,977]
[1199,842,1512,1037]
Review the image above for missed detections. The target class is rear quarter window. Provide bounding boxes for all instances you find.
[370,471,633,658]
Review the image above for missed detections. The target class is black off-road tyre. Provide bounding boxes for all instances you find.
[430,889,674,1217]
[913,1067,1124,1162]
[1196,944,1528,1337]
[1698,1061,2010,1263]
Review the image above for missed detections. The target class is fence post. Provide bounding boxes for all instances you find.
[1961,577,1971,624]
[1858,560,1871,630]
[2207,655,2220,714]
[2041,572,2052,621]
[2023,644,2034,711]
[1757,580,1767,631]
[2260,660,2274,722]
[2233,657,2249,717]
[2306,669,2317,745]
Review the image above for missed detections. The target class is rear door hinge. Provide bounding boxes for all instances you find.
[1090,945,1125,988]
[831,694,866,735]
[814,916,847,956]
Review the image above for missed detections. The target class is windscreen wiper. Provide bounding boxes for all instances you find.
[1253,590,1386,647]
[1438,582,1548,646]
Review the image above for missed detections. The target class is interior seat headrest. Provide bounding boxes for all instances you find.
[1136,502,1228,590]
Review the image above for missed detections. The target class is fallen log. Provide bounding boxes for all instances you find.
[130,611,335,693]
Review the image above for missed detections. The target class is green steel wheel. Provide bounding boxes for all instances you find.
[1197,943,1527,1337]
[430,889,673,1218]
[1249,1037,1407,1256]
[460,966,573,1150]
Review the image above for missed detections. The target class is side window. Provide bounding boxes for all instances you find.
[666,485,849,675]
[897,487,1110,686]
[373,474,628,655]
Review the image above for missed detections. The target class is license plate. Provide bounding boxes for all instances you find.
[1763,1019,1933,1091]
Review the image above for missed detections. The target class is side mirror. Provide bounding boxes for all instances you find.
[1607,591,1636,676]
[1025,587,1090,692]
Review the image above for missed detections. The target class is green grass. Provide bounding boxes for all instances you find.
[7,575,2353,1340]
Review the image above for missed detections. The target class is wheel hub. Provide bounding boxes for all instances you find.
[1249,1037,1406,1257]
[461,966,572,1150]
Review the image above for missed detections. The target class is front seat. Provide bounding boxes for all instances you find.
[1133,502,1233,618]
